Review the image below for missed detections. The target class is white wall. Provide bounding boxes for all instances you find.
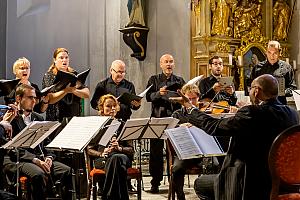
[6,0,191,118]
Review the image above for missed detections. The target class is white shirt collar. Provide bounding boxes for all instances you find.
[22,113,32,125]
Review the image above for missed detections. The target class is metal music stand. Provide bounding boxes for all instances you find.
[117,117,179,176]
[1,121,61,197]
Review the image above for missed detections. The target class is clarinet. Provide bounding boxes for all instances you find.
[38,145,61,198]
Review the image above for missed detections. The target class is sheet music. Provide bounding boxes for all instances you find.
[219,76,233,88]
[165,126,202,160]
[2,121,61,149]
[46,116,110,151]
[235,90,251,105]
[138,84,153,97]
[292,90,300,111]
[186,75,204,85]
[98,119,121,146]
[189,126,224,155]
[165,126,225,160]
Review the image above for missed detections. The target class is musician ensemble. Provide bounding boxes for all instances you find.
[0,40,299,200]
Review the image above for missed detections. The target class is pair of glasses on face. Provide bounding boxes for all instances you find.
[112,68,126,75]
[18,67,30,70]
[212,62,223,66]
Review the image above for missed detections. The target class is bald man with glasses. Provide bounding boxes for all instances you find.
[90,60,141,122]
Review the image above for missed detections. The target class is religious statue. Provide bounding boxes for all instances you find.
[120,0,149,61]
[210,0,236,36]
[234,0,262,39]
[126,0,146,27]
[193,0,202,36]
[273,0,290,41]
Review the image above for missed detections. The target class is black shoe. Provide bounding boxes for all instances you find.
[149,186,159,194]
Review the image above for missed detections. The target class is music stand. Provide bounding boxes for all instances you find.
[117,117,179,175]
[45,116,112,198]
[1,121,61,197]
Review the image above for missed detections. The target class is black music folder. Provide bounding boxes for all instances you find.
[117,84,152,105]
[53,68,90,91]
[0,79,20,97]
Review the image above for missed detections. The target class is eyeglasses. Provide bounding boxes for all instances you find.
[18,67,30,70]
[212,62,223,66]
[250,85,261,90]
[23,95,37,100]
[112,68,126,75]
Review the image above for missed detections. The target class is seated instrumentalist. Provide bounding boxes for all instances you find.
[199,56,237,106]
[3,84,73,200]
[171,84,219,200]
[86,94,134,200]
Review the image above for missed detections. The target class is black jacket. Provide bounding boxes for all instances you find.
[186,99,299,200]
[146,73,185,117]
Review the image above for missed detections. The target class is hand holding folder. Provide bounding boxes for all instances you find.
[53,68,91,91]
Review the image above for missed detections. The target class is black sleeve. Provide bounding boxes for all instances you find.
[90,82,106,110]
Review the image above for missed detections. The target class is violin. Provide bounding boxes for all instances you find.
[198,99,230,114]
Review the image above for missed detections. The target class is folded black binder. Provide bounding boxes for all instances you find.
[117,93,142,105]
[0,79,20,97]
[53,68,90,91]
[166,82,183,91]
[36,84,56,98]
[117,84,152,105]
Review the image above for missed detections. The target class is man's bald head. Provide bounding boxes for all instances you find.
[254,74,278,100]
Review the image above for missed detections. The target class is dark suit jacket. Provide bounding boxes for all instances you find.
[186,99,299,200]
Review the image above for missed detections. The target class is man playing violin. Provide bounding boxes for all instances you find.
[171,84,219,200]
[199,56,237,106]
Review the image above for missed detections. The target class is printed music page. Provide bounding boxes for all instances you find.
[189,126,224,156]
[165,126,225,160]
[46,116,110,152]
[292,90,300,111]
[98,119,121,146]
[165,126,203,160]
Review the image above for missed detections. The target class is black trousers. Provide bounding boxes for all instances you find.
[102,153,131,200]
[194,174,216,200]
[172,157,203,200]
[4,159,73,200]
[149,139,164,187]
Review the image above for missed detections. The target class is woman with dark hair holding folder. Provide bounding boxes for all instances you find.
[87,94,134,200]
[42,48,90,122]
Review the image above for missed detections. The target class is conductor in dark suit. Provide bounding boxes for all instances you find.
[3,84,73,200]
[171,74,299,200]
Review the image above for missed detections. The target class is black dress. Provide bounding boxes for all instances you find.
[42,71,83,122]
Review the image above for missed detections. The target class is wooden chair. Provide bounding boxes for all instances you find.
[85,151,142,200]
[166,139,203,200]
[269,125,300,200]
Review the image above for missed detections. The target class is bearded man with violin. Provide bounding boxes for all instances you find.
[199,56,237,157]
[199,56,237,109]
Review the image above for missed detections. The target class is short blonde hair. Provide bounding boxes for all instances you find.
[267,41,281,50]
[13,57,30,74]
[181,84,200,96]
[97,94,120,116]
